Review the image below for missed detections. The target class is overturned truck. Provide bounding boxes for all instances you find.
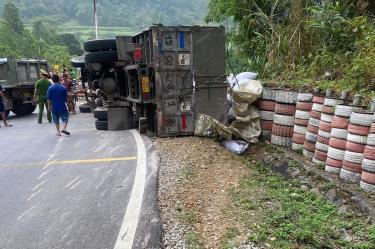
[78,25,227,136]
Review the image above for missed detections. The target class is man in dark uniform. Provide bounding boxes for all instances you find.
[0,84,12,127]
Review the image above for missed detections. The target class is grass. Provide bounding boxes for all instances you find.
[186,231,203,249]
[229,155,375,249]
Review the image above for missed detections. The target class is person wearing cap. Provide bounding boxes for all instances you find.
[33,69,52,124]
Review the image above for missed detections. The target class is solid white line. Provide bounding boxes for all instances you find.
[113,130,147,249]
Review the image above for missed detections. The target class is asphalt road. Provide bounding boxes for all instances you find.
[0,111,161,249]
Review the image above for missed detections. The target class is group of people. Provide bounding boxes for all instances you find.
[34,68,76,136]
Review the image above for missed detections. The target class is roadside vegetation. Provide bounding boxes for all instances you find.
[0,1,81,66]
[206,0,375,95]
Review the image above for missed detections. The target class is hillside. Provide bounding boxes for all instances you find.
[0,0,209,29]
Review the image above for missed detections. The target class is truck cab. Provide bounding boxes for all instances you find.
[0,57,49,116]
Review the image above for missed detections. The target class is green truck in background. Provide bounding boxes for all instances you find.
[0,57,49,117]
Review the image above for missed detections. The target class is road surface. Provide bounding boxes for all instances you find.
[0,111,161,249]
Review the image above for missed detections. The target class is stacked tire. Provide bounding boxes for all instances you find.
[313,97,343,165]
[271,90,298,147]
[340,111,373,182]
[84,39,118,64]
[256,87,278,140]
[292,92,313,152]
[326,104,353,174]
[303,95,325,159]
[361,119,375,192]
[94,108,108,130]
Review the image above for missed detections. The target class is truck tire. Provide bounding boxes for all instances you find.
[79,103,92,113]
[93,108,108,120]
[71,56,85,68]
[85,51,118,63]
[12,102,34,116]
[95,120,108,130]
[84,39,117,52]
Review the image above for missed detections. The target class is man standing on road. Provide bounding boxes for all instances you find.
[47,74,70,136]
[0,84,12,127]
[34,69,52,124]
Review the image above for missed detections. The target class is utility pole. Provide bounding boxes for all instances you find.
[94,0,98,39]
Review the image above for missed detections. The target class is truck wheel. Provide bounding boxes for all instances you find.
[84,39,117,52]
[79,103,92,113]
[71,56,85,68]
[93,108,108,120]
[95,120,108,130]
[84,51,118,63]
[12,102,34,116]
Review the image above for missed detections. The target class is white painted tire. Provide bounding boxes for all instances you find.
[308,118,320,127]
[344,150,364,164]
[295,110,310,120]
[294,125,307,135]
[297,92,313,102]
[303,149,314,159]
[292,143,304,152]
[318,130,331,139]
[350,112,374,127]
[362,159,375,173]
[312,103,323,112]
[271,134,292,147]
[324,98,342,107]
[347,133,368,145]
[262,88,278,101]
[260,111,274,121]
[367,134,375,146]
[325,165,341,174]
[316,141,329,152]
[321,113,333,123]
[331,128,348,139]
[340,168,361,183]
[334,105,353,117]
[305,131,318,143]
[327,147,345,160]
[273,114,295,126]
[360,180,375,193]
[275,90,298,104]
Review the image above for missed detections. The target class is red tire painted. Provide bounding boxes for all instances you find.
[295,118,309,126]
[256,100,276,111]
[342,160,362,173]
[313,96,325,104]
[314,149,327,162]
[361,171,375,185]
[272,124,294,137]
[317,135,330,145]
[260,120,273,130]
[307,125,319,134]
[364,145,375,160]
[275,103,296,116]
[326,157,342,168]
[310,111,321,120]
[322,105,334,115]
[293,133,305,144]
[347,124,370,136]
[329,138,347,150]
[345,141,366,153]
[319,121,331,132]
[304,140,316,152]
[296,102,313,111]
[331,116,349,129]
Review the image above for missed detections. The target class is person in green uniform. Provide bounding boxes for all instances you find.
[33,69,52,123]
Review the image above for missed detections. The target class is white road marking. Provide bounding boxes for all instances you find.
[69,179,82,190]
[114,130,147,249]
[32,179,48,191]
[27,188,43,201]
[17,205,35,221]
[38,168,54,180]
[66,176,81,188]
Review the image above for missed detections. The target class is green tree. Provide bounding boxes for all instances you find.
[2,1,24,34]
